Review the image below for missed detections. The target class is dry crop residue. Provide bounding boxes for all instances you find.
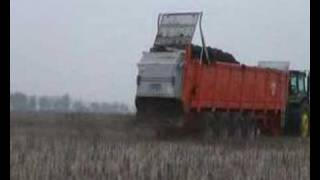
[10,112,310,180]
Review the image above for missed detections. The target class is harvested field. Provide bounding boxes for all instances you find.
[10,112,310,180]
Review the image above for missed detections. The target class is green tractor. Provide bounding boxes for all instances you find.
[285,70,310,137]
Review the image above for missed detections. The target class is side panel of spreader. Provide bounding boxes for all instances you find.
[182,46,289,113]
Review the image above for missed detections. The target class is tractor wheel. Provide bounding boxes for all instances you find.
[299,102,310,137]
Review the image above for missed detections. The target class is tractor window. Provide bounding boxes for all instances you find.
[290,75,298,94]
[298,75,305,93]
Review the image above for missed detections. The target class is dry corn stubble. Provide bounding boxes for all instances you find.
[10,112,310,180]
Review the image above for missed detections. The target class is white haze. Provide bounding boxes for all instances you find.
[10,0,310,106]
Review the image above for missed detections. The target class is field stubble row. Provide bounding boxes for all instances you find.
[10,112,310,180]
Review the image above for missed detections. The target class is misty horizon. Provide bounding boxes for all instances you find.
[10,0,310,106]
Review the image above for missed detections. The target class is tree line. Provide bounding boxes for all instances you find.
[10,92,131,114]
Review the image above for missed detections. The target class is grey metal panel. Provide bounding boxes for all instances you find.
[136,51,184,99]
[139,51,183,63]
[136,81,176,98]
[258,61,290,71]
[154,12,201,47]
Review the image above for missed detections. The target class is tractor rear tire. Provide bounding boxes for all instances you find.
[299,102,310,137]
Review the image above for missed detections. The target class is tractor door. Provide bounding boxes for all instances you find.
[289,71,308,103]
[307,71,310,103]
[285,70,310,136]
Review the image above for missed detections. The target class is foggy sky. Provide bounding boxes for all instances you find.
[10,0,310,106]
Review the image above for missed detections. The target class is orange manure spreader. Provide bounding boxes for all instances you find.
[135,12,310,138]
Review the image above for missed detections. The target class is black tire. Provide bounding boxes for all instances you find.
[246,114,258,140]
[232,113,243,139]
[285,101,310,137]
[200,112,214,139]
[219,113,229,139]
[284,105,298,136]
[227,113,237,137]
[211,112,222,138]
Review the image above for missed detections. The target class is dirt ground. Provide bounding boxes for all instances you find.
[10,112,310,180]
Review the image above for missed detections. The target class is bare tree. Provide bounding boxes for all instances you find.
[72,101,88,113]
[90,102,101,113]
[53,94,71,112]
[10,92,28,111]
[28,95,37,111]
[39,96,53,111]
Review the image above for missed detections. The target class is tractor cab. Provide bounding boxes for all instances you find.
[285,70,310,137]
[289,70,310,104]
